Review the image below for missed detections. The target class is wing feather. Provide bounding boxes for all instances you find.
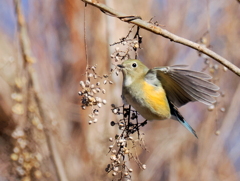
[149,65,219,107]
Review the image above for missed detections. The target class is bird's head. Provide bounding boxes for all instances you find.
[117,59,149,86]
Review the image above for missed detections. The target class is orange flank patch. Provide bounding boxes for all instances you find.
[142,81,170,117]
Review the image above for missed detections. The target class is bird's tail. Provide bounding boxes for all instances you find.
[168,100,198,138]
[176,115,198,138]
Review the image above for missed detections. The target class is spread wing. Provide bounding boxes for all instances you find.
[150,65,219,107]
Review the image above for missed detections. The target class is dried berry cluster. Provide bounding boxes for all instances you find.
[110,25,142,63]
[10,75,47,181]
[105,105,147,181]
[197,34,226,136]
[11,128,43,181]
[78,65,112,124]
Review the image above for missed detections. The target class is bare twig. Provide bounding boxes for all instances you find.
[14,0,68,180]
[81,0,240,77]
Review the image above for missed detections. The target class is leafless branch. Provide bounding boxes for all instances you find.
[82,0,240,77]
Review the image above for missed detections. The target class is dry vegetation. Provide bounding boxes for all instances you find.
[0,0,240,181]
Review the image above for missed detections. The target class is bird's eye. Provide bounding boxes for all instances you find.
[132,63,137,68]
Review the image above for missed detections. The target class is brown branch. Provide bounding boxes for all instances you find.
[82,0,240,77]
[14,0,68,180]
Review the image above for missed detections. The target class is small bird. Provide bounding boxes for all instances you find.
[117,59,219,138]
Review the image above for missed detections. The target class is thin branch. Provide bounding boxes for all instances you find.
[81,0,240,77]
[14,0,68,180]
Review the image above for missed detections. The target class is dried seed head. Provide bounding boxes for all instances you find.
[104,80,107,84]
[112,172,117,176]
[88,73,93,78]
[116,56,120,61]
[215,130,220,135]
[13,147,20,153]
[92,89,97,94]
[220,107,225,112]
[208,105,215,111]
[85,80,90,86]
[109,81,113,84]
[93,109,99,115]
[96,82,100,86]
[93,118,98,123]
[34,170,42,179]
[134,43,139,48]
[95,88,100,93]
[88,96,95,102]
[80,81,85,88]
[124,149,129,154]
[129,168,133,172]
[209,68,215,74]
[88,120,93,125]
[205,59,210,65]
[142,164,147,170]
[223,66,228,72]
[109,145,114,149]
[95,97,102,102]
[90,84,95,89]
[114,167,119,172]
[118,139,125,143]
[109,137,113,142]
[97,103,102,108]
[102,100,107,105]
[88,114,94,119]
[11,153,18,161]
[213,64,219,70]
[102,89,106,94]
[112,109,118,114]
[110,155,117,160]
[119,122,124,127]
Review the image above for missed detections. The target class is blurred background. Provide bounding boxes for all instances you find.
[0,0,240,180]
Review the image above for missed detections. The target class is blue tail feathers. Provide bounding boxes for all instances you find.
[177,116,198,138]
[168,99,198,138]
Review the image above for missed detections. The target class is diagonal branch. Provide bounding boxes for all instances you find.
[82,0,240,77]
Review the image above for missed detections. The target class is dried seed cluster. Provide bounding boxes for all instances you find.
[110,25,142,66]
[11,128,43,180]
[12,77,26,115]
[11,76,46,180]
[197,37,226,136]
[104,27,147,180]
[78,65,112,124]
[106,105,147,180]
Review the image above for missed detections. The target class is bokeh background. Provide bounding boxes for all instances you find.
[0,0,240,180]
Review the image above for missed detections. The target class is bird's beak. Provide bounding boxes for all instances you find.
[117,64,125,69]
